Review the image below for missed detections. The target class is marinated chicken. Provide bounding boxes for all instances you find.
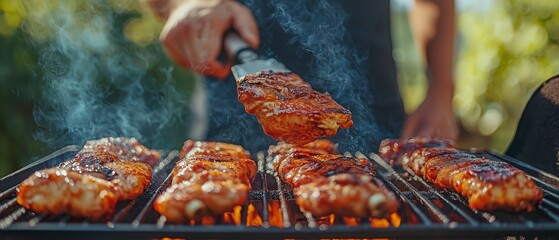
[154,140,257,223]
[82,137,161,167]
[16,137,159,220]
[379,137,456,164]
[236,71,353,145]
[269,140,399,218]
[380,137,543,212]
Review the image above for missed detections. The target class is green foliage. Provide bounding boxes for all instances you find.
[0,28,45,177]
[0,0,195,177]
[455,0,559,151]
[394,0,559,152]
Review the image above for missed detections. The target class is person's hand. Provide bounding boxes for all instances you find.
[401,89,458,140]
[159,0,259,79]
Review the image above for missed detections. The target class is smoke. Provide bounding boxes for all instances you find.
[26,0,389,153]
[29,0,191,149]
[239,0,385,152]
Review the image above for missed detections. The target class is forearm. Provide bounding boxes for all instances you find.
[410,0,455,100]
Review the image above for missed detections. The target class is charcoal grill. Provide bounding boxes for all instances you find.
[1,146,559,239]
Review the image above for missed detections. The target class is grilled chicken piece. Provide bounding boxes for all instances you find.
[268,139,337,157]
[276,153,376,188]
[154,140,257,223]
[17,137,158,220]
[402,148,470,177]
[379,137,456,164]
[295,174,399,218]
[382,137,543,212]
[16,169,118,220]
[451,162,543,212]
[269,141,398,218]
[237,71,353,145]
[179,140,251,160]
[60,150,153,200]
[82,137,161,167]
[269,140,337,172]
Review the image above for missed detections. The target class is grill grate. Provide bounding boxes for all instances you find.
[1,146,559,239]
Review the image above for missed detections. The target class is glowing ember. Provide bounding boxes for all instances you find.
[316,213,337,225]
[222,206,242,225]
[268,201,284,227]
[329,214,336,225]
[370,218,390,228]
[389,213,401,227]
[246,203,263,227]
[201,215,215,225]
[342,217,360,226]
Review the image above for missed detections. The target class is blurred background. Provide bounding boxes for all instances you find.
[1,0,558,177]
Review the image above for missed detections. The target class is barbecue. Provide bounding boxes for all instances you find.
[1,140,559,239]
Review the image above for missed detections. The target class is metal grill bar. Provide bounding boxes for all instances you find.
[132,150,179,226]
[0,187,17,202]
[368,152,449,224]
[271,166,294,228]
[539,203,559,222]
[256,152,270,228]
[399,167,479,225]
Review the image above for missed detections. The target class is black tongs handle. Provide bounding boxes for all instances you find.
[224,31,258,64]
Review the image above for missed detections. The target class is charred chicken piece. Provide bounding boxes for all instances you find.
[379,137,456,164]
[17,137,158,220]
[276,153,376,188]
[295,173,399,218]
[179,140,251,160]
[154,140,257,223]
[269,140,399,218]
[451,162,543,212]
[382,137,543,212]
[16,169,118,221]
[268,139,337,156]
[269,139,337,172]
[236,71,353,145]
[59,150,153,200]
[82,137,161,167]
[402,148,470,178]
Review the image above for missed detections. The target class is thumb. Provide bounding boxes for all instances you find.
[229,1,260,48]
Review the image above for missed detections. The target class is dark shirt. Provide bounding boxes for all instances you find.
[204,0,405,153]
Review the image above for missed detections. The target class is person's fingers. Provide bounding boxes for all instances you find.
[200,60,231,79]
[159,16,196,69]
[400,115,420,138]
[161,35,193,69]
[188,25,231,79]
[228,1,260,48]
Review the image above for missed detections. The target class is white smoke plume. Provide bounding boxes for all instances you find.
[29,0,191,149]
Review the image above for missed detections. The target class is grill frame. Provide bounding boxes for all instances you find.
[1,146,559,239]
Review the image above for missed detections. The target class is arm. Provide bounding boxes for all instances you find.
[401,0,458,140]
[143,0,259,79]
